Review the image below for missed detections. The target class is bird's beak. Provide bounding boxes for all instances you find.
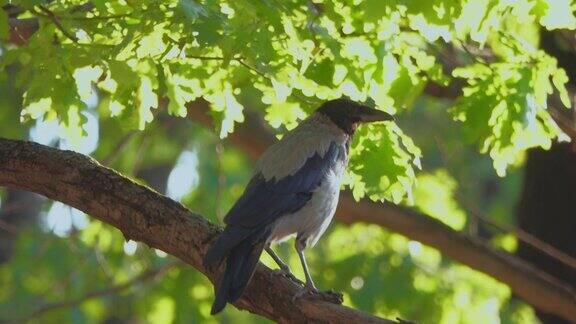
[357,106,395,123]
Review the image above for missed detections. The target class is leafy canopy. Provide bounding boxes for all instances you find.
[0,0,572,201]
[2,1,573,323]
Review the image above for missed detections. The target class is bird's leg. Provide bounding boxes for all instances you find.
[296,242,317,291]
[266,247,290,272]
[293,237,343,304]
[266,246,303,285]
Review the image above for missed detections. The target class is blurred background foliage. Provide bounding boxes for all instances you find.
[1,0,575,323]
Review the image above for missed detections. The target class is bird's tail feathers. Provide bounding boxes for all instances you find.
[210,226,270,315]
[204,226,253,269]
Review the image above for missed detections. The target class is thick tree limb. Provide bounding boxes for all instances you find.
[0,138,395,323]
[186,100,576,322]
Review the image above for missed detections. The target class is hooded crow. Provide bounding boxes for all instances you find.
[204,98,394,314]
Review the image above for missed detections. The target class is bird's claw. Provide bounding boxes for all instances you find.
[272,268,304,286]
[292,286,343,304]
[312,289,344,304]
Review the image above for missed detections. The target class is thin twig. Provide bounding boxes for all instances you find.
[102,131,137,166]
[187,55,231,61]
[184,52,271,80]
[69,2,95,14]
[459,195,576,273]
[131,135,151,176]
[34,253,92,302]
[434,136,576,272]
[63,13,132,21]
[214,141,224,220]
[186,53,313,103]
[548,106,576,143]
[236,59,270,80]
[94,238,114,280]
[36,5,79,43]
[12,261,180,322]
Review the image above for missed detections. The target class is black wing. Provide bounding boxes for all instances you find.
[224,141,342,228]
[203,141,343,267]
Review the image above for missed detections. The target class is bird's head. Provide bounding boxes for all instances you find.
[316,98,394,135]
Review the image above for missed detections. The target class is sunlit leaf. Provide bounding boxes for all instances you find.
[0,8,8,40]
[414,170,466,230]
[450,50,567,175]
[534,0,576,30]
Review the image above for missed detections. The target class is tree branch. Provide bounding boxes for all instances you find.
[35,5,79,43]
[185,99,576,322]
[0,138,396,324]
[13,261,181,322]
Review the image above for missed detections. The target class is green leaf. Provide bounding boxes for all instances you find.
[0,8,8,40]
[348,123,420,203]
[413,170,466,230]
[534,0,576,30]
[137,76,158,130]
[60,105,87,147]
[450,53,565,175]
[178,0,208,20]
[264,101,306,130]
[304,58,336,87]
[164,65,202,117]
[20,97,52,121]
[207,82,244,138]
[147,296,175,323]
[552,68,571,108]
[73,66,104,102]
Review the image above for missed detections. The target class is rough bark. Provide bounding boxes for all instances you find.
[0,138,396,324]
[516,143,576,324]
[511,28,576,324]
[187,100,576,322]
